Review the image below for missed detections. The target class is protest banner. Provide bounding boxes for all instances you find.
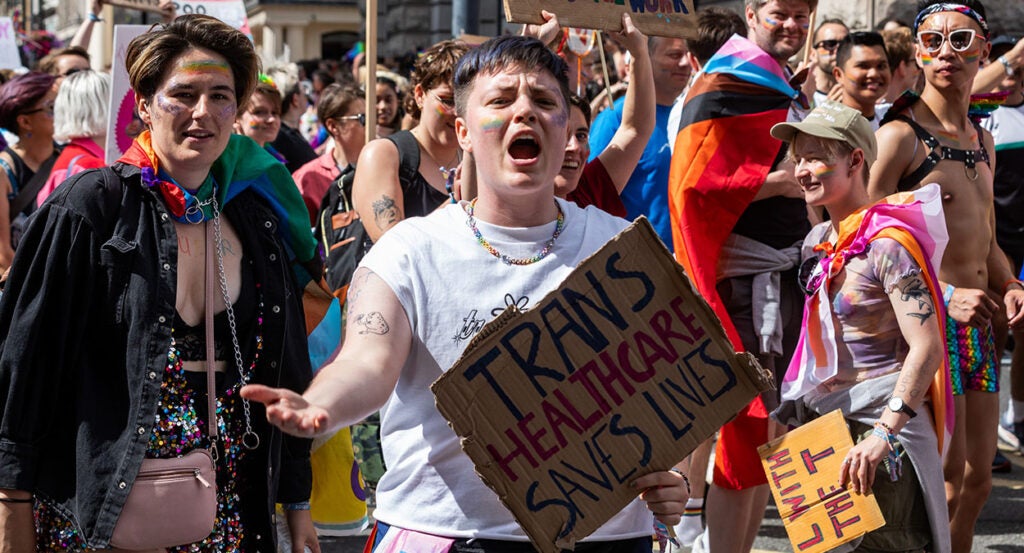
[0,17,19,70]
[758,410,886,553]
[105,25,148,164]
[106,0,165,14]
[504,0,697,39]
[432,218,773,553]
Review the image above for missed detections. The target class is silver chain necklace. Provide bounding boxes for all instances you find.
[210,195,260,450]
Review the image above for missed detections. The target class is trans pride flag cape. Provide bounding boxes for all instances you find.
[781,184,954,455]
[667,34,799,489]
[668,34,798,351]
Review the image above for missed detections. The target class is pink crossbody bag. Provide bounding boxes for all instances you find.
[109,222,222,549]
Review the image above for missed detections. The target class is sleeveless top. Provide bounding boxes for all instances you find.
[384,130,449,218]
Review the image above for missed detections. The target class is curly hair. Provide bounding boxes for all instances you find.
[405,39,469,120]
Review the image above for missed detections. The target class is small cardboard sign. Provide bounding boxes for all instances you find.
[106,0,250,34]
[758,410,886,553]
[432,218,773,553]
[0,17,19,70]
[504,0,698,39]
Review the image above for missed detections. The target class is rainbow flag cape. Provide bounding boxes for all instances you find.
[669,34,796,350]
[781,183,954,455]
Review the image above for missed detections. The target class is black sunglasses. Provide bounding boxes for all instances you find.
[815,39,842,52]
[797,256,827,296]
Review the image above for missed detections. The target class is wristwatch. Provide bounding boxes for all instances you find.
[999,55,1014,76]
[887,397,917,419]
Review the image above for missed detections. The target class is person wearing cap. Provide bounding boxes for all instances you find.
[773,101,951,553]
[869,3,1024,551]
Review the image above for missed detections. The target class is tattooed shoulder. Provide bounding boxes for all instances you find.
[897,276,934,325]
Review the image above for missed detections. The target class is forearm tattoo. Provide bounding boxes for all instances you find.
[899,277,935,325]
[372,196,400,231]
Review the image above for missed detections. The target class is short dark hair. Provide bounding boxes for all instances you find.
[568,93,591,126]
[126,15,259,108]
[686,7,746,65]
[814,18,849,42]
[835,31,888,70]
[318,83,363,124]
[881,28,915,69]
[453,35,570,118]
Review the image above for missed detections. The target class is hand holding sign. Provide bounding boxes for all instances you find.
[505,0,697,39]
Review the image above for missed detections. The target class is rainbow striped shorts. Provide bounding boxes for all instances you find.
[944,313,998,395]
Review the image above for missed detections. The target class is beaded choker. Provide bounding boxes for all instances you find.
[465,198,565,265]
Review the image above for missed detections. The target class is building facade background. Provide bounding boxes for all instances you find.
[11,0,1024,69]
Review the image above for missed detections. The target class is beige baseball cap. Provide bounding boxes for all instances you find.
[771,101,877,165]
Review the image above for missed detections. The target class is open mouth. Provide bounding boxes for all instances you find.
[561,159,581,170]
[509,135,540,161]
[184,129,214,140]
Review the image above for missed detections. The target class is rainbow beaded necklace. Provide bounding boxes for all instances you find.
[466,198,565,265]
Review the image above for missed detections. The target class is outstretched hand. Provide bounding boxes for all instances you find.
[240,384,331,438]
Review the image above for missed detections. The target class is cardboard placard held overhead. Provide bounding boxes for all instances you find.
[759,410,886,553]
[432,218,773,553]
[504,0,697,39]
[106,0,165,14]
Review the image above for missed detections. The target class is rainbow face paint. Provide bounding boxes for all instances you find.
[481,116,505,132]
[813,164,836,179]
[178,59,232,76]
[762,16,780,31]
[920,53,935,66]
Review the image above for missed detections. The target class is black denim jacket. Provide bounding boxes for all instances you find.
[0,164,314,549]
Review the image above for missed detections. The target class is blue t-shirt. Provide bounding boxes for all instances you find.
[588,97,674,250]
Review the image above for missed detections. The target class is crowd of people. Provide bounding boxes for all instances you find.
[0,0,1022,552]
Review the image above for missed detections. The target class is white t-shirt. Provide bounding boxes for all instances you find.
[360,198,653,541]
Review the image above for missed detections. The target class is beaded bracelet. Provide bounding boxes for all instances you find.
[669,467,691,494]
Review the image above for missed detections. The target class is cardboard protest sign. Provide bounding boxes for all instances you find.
[758,410,886,553]
[504,0,697,39]
[105,25,149,164]
[0,17,19,70]
[432,218,773,553]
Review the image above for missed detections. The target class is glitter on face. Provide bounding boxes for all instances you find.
[155,93,184,117]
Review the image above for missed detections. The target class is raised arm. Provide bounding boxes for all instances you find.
[352,138,406,242]
[242,267,412,437]
[596,14,655,192]
[70,0,102,50]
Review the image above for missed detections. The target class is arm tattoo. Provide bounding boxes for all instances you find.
[372,196,400,231]
[899,277,935,325]
[353,312,390,335]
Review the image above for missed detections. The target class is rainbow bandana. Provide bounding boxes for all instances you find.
[781,183,954,455]
[914,3,990,38]
[119,130,316,263]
